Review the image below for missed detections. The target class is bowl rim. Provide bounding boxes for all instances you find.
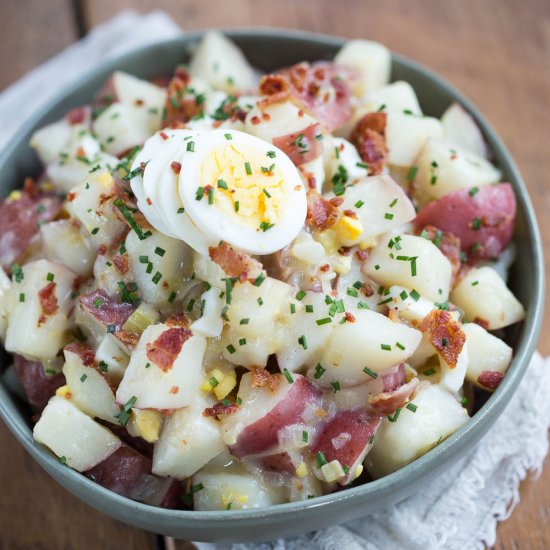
[0,26,544,523]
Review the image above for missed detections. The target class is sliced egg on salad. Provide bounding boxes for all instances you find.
[130,129,307,255]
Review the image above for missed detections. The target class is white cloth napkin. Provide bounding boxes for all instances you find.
[1,11,548,550]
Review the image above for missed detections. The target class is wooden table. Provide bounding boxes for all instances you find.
[1,0,549,548]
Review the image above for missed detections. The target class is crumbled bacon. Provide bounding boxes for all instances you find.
[66,106,87,125]
[163,69,204,126]
[203,401,240,418]
[306,189,341,231]
[350,112,388,175]
[251,366,280,393]
[345,312,356,323]
[419,225,462,279]
[420,309,465,368]
[114,330,140,347]
[146,327,192,372]
[37,282,58,326]
[474,316,490,330]
[209,241,263,281]
[477,370,504,390]
[67,192,76,202]
[170,161,182,174]
[113,254,129,274]
[164,312,189,328]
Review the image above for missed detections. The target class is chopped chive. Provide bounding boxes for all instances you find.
[80,374,87,383]
[257,297,263,306]
[244,161,252,175]
[389,198,398,207]
[290,303,296,314]
[410,289,421,301]
[154,247,166,257]
[168,291,177,303]
[186,141,195,152]
[314,363,326,379]
[239,338,247,346]
[384,212,394,220]
[410,256,417,277]
[195,186,204,201]
[396,341,405,350]
[363,367,378,379]
[177,207,185,214]
[283,368,294,383]
[226,344,236,354]
[377,297,393,306]
[19,293,25,302]
[468,186,479,197]
[316,317,332,326]
[381,343,392,351]
[471,280,479,286]
[91,227,100,235]
[406,165,418,181]
[113,198,152,240]
[186,298,195,312]
[139,255,149,264]
[315,451,328,468]
[11,263,24,283]
[406,403,417,413]
[253,273,266,286]
[346,288,359,298]
[259,221,274,231]
[263,188,272,198]
[374,264,380,271]
[423,367,436,376]
[302,430,309,443]
[46,272,54,282]
[356,161,369,169]
[388,408,402,422]
[471,217,482,230]
[331,380,341,393]
[217,179,228,189]
[399,290,408,300]
[240,318,250,325]
[224,133,232,140]
[305,304,314,313]
[354,200,364,209]
[295,290,306,301]
[151,271,162,285]
[298,335,308,350]
[208,187,215,205]
[266,150,276,158]
[234,201,240,212]
[92,297,104,308]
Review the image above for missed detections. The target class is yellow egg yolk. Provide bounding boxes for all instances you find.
[199,143,288,231]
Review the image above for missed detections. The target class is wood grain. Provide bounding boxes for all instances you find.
[0,0,548,548]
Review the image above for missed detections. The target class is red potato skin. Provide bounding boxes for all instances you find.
[312,409,382,485]
[414,184,516,260]
[80,289,137,332]
[229,375,322,458]
[12,354,66,413]
[272,123,323,166]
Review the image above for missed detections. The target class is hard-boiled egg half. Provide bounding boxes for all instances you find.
[130,129,307,255]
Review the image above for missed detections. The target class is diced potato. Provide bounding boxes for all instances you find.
[115,323,206,410]
[364,234,453,302]
[313,309,422,387]
[65,171,127,248]
[365,383,469,478]
[190,288,225,338]
[5,260,76,361]
[441,102,489,159]
[62,347,120,423]
[386,285,435,323]
[363,81,422,115]
[462,322,513,389]
[450,266,525,330]
[334,39,391,96]
[439,341,468,394]
[335,175,416,246]
[323,137,370,190]
[33,396,121,472]
[93,103,159,156]
[41,220,96,277]
[30,118,73,165]
[192,471,286,510]
[245,100,318,143]
[95,334,130,383]
[189,31,256,94]
[152,404,225,479]
[413,138,500,205]
[386,113,443,167]
[126,229,194,310]
[112,71,166,128]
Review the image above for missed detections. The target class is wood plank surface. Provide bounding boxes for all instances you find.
[0,0,548,548]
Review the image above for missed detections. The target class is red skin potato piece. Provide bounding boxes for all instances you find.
[0,192,62,269]
[12,354,66,413]
[414,183,516,260]
[229,375,322,458]
[477,370,505,391]
[272,123,323,166]
[312,409,382,485]
[79,289,137,332]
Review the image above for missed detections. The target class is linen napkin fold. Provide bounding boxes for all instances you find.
[1,11,548,550]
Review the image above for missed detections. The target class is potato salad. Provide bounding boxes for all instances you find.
[0,32,525,510]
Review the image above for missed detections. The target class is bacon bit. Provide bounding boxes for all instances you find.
[203,401,240,417]
[75,147,86,159]
[113,254,129,274]
[306,189,341,231]
[350,112,388,175]
[37,282,58,326]
[140,161,147,172]
[250,115,261,125]
[369,378,419,415]
[23,177,39,196]
[345,312,356,323]
[67,192,76,202]
[97,244,107,256]
[259,74,290,96]
[262,112,271,121]
[159,131,169,141]
[164,312,190,328]
[474,316,490,330]
[66,106,87,125]
[170,161,182,174]
[420,309,465,368]
[306,174,317,189]
[477,370,504,390]
[320,263,330,272]
[251,366,280,393]
[343,209,358,219]
[420,225,462,279]
[162,281,169,289]
[272,123,323,166]
[388,308,402,323]
[115,330,140,347]
[146,327,192,372]
[362,282,375,297]
[146,197,153,206]
[134,99,144,107]
[169,386,180,394]
[209,241,263,280]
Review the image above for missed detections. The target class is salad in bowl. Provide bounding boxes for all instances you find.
[0,31,525,512]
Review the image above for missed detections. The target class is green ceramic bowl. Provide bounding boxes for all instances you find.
[0,29,544,543]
